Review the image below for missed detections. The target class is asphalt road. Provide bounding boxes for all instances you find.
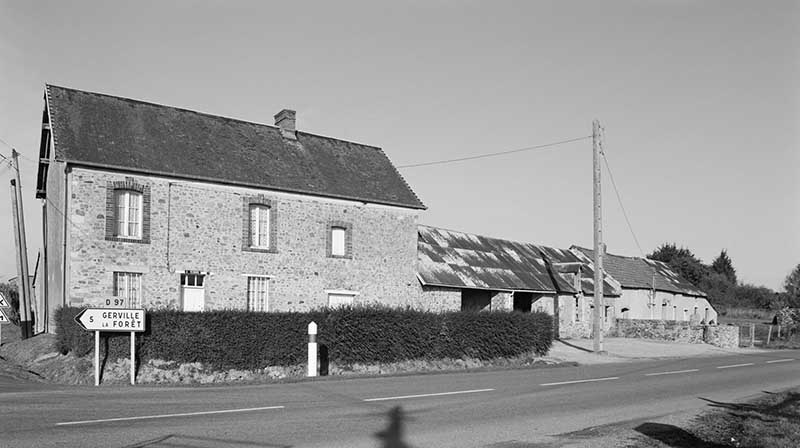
[1,349,798,448]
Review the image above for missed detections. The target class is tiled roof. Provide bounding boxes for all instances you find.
[43,85,425,209]
[417,226,620,296]
[572,247,707,297]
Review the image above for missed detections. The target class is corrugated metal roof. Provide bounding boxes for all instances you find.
[538,246,622,297]
[573,247,707,297]
[417,226,559,292]
[417,226,624,297]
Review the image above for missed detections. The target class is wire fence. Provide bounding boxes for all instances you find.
[738,323,800,348]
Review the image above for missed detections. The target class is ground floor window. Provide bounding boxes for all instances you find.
[326,290,358,308]
[247,276,270,312]
[114,272,142,308]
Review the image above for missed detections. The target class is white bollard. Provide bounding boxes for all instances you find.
[307,321,318,377]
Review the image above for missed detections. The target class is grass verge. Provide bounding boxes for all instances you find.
[629,388,800,447]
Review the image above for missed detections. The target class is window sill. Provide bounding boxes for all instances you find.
[106,236,149,244]
[328,254,353,260]
[243,246,278,254]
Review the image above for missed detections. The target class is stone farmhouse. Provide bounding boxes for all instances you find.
[33,85,715,334]
[35,85,426,330]
[573,247,718,323]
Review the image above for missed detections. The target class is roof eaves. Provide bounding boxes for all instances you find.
[64,159,428,210]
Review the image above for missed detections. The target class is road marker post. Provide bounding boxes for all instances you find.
[74,308,145,386]
[307,321,318,377]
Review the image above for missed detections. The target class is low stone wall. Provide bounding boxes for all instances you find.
[614,319,739,349]
[704,325,739,349]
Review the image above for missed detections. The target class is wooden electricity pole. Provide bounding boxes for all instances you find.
[592,120,604,353]
[10,149,33,339]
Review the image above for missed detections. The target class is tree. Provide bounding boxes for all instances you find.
[648,243,709,287]
[783,264,800,307]
[711,250,737,285]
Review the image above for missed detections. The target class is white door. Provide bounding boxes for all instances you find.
[181,273,205,312]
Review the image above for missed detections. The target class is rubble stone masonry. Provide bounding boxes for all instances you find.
[66,167,422,312]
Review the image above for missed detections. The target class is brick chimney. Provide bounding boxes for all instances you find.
[274,109,296,139]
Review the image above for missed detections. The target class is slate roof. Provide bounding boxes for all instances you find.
[417,225,620,296]
[572,247,707,297]
[42,85,425,209]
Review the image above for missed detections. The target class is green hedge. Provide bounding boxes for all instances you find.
[55,306,553,370]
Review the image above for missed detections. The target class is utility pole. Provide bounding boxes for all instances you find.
[592,119,604,353]
[10,149,33,339]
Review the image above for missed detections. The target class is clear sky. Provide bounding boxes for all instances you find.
[0,0,797,290]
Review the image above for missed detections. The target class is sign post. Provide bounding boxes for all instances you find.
[74,308,145,386]
[0,292,10,346]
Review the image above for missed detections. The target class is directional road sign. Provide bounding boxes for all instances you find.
[74,308,145,332]
[0,307,10,324]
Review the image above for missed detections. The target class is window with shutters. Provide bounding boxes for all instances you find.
[247,276,269,312]
[326,221,352,258]
[326,290,357,308]
[114,272,142,308]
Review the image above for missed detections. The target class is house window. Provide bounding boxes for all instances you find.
[574,296,581,322]
[247,276,269,312]
[115,190,142,238]
[105,179,150,243]
[331,227,346,256]
[326,221,352,258]
[249,204,270,249]
[114,272,142,308]
[326,290,358,308]
[242,197,277,253]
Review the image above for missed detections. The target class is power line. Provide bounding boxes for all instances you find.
[396,135,592,168]
[601,148,645,258]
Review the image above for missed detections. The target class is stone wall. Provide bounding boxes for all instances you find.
[704,325,739,349]
[614,319,739,349]
[64,168,422,312]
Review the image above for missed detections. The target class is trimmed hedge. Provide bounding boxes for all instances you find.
[55,306,553,370]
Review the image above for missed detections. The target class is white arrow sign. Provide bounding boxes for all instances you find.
[0,307,10,324]
[74,308,145,332]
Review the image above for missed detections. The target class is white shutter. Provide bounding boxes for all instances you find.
[331,227,346,256]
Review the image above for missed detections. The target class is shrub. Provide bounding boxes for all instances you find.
[55,305,553,370]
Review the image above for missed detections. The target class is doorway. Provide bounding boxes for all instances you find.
[181,273,205,312]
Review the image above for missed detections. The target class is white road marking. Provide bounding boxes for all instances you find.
[644,369,699,377]
[540,377,619,387]
[766,359,794,364]
[363,388,494,402]
[56,405,285,426]
[716,363,754,369]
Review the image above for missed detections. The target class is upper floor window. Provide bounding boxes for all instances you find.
[114,271,142,308]
[106,178,150,244]
[326,221,352,258]
[249,204,270,249]
[115,190,143,239]
[331,227,346,256]
[242,197,277,253]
